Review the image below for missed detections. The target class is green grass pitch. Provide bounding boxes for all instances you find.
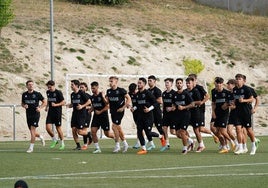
[1,136,268,188]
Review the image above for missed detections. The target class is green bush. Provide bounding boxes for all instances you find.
[182,58,204,75]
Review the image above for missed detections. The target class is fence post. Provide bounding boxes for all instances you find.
[12,105,16,141]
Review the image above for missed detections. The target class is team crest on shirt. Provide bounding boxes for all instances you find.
[116,90,119,94]
[241,89,244,94]
[32,94,36,98]
[142,94,146,98]
[77,94,81,98]
[53,93,56,97]
[181,95,185,99]
[98,97,102,102]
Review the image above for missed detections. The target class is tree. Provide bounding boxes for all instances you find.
[0,0,14,38]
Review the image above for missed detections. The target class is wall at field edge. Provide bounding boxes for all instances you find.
[193,0,268,16]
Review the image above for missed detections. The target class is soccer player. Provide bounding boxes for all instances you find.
[147,75,166,147]
[161,78,176,151]
[241,75,260,153]
[67,79,92,150]
[79,82,93,150]
[45,80,65,150]
[226,79,239,150]
[233,74,257,155]
[128,83,141,149]
[211,77,235,154]
[21,80,46,153]
[132,77,157,155]
[172,78,195,154]
[185,77,204,152]
[90,81,114,154]
[106,76,130,153]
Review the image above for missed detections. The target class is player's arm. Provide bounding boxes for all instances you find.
[211,102,216,119]
[252,96,260,113]
[201,93,210,105]
[239,96,254,103]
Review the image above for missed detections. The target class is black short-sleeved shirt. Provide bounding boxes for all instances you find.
[233,85,253,115]
[195,84,207,112]
[148,86,162,114]
[172,90,193,116]
[129,92,138,117]
[135,89,157,116]
[46,89,64,115]
[211,88,230,116]
[22,91,45,116]
[91,92,108,115]
[185,88,201,115]
[162,89,176,115]
[71,90,90,115]
[106,87,127,113]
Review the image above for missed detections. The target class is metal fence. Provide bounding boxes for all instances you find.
[1,103,267,141]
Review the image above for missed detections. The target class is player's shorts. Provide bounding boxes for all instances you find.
[71,112,86,129]
[46,113,62,126]
[189,115,200,128]
[91,113,110,131]
[84,112,92,128]
[111,111,124,125]
[162,113,176,129]
[235,113,252,128]
[153,109,163,127]
[214,115,229,128]
[199,111,205,126]
[210,118,216,123]
[26,114,40,128]
[174,112,190,131]
[228,110,237,125]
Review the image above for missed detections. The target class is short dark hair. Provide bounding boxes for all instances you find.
[188,73,197,79]
[46,80,55,86]
[91,81,99,87]
[215,77,224,83]
[71,79,80,87]
[14,180,28,188]
[139,77,147,85]
[227,79,236,85]
[186,77,194,82]
[235,73,244,79]
[164,78,174,83]
[109,76,118,80]
[26,80,33,86]
[175,78,183,83]
[148,75,156,80]
[128,83,137,93]
[80,82,88,90]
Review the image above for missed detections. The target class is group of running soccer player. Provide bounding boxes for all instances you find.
[21,73,260,155]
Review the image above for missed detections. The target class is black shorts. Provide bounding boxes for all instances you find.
[71,112,86,129]
[91,113,110,131]
[199,111,205,126]
[235,113,252,128]
[26,114,40,128]
[162,113,176,129]
[46,113,62,126]
[174,112,190,131]
[228,110,237,125]
[153,109,163,127]
[111,111,124,125]
[214,115,229,128]
[84,113,92,128]
[189,116,200,128]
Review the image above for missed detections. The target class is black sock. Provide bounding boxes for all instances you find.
[76,142,81,148]
[83,135,87,144]
[88,132,92,142]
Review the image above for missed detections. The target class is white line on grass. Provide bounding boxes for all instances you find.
[1,162,268,180]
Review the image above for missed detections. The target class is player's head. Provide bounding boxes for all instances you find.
[164,78,174,89]
[138,77,147,90]
[128,83,137,94]
[109,76,118,88]
[188,73,197,80]
[71,79,80,91]
[186,77,194,90]
[26,80,34,91]
[214,77,224,89]
[46,80,55,91]
[80,82,88,92]
[14,180,28,188]
[175,78,184,90]
[235,73,245,87]
[90,81,99,94]
[148,75,157,88]
[226,79,236,90]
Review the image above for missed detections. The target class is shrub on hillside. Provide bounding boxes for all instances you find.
[70,0,127,5]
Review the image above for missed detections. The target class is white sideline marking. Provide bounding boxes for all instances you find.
[1,162,268,180]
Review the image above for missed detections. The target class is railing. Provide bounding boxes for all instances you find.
[0,103,267,141]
